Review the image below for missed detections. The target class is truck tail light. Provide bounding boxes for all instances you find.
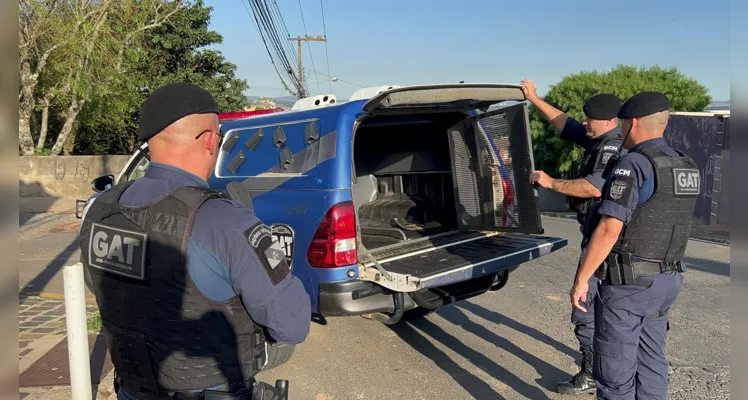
[306,201,358,268]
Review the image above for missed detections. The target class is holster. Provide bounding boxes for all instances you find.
[595,253,685,286]
[596,253,637,285]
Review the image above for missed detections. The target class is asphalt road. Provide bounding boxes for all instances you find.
[18,215,729,399]
[256,217,730,400]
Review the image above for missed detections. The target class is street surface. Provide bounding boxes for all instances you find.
[256,217,730,400]
[19,216,729,399]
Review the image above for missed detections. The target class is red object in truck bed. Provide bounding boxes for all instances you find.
[218,108,285,122]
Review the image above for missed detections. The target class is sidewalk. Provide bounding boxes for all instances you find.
[18,295,117,400]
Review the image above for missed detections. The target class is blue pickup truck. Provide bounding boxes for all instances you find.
[82,84,567,326]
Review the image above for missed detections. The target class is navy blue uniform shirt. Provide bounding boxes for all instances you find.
[597,137,680,224]
[118,162,312,344]
[560,117,625,193]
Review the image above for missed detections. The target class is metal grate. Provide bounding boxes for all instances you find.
[448,104,543,234]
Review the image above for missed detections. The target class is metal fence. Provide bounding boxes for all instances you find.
[663,112,730,229]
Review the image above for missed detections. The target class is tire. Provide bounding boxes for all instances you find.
[262,343,296,370]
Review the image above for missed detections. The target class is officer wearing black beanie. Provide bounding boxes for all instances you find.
[572,91,696,399]
[78,82,311,399]
[521,79,624,395]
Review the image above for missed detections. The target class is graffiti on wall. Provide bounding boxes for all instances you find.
[53,159,91,182]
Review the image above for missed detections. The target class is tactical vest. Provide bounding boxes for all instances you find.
[568,134,621,222]
[79,181,267,396]
[610,147,700,262]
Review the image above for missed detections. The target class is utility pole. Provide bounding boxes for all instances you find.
[288,35,327,98]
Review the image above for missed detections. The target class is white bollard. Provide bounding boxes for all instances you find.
[63,262,93,400]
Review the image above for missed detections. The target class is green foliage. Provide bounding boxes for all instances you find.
[530,65,712,177]
[27,0,249,156]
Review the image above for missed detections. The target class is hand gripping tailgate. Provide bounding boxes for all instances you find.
[357,231,567,292]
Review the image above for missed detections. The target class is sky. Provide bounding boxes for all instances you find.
[203,0,731,102]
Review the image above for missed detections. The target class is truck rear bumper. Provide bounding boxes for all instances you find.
[318,280,417,317]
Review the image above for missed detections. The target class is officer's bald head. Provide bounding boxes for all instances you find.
[637,110,670,134]
[148,112,221,180]
[137,83,221,181]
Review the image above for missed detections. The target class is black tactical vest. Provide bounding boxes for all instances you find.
[568,134,621,222]
[609,147,700,262]
[79,181,267,396]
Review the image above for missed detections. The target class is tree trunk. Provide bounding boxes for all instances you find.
[36,94,53,151]
[50,99,84,155]
[18,58,36,155]
[19,104,35,155]
[63,129,76,155]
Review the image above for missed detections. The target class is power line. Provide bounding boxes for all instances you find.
[270,1,299,69]
[310,69,365,88]
[298,0,322,95]
[239,0,294,94]
[320,0,332,93]
[249,0,303,94]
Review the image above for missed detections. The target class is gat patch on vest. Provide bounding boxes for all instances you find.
[606,175,635,207]
[88,222,147,280]
[244,222,291,285]
[673,168,701,195]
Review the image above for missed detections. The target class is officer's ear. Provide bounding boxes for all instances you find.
[201,129,220,155]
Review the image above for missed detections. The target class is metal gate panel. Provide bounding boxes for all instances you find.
[448,103,543,234]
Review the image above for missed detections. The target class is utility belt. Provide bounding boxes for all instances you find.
[594,253,686,285]
[117,375,289,400]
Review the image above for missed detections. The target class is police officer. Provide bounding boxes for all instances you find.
[570,91,698,399]
[78,83,311,399]
[521,79,623,395]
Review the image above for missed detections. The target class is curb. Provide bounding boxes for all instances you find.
[22,292,98,304]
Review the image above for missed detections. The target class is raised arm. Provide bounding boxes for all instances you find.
[521,79,568,132]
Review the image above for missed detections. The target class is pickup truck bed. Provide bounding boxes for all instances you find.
[359,230,566,292]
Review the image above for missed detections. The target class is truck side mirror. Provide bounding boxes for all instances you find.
[91,175,115,192]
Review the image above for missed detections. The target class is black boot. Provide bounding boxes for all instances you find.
[556,346,596,395]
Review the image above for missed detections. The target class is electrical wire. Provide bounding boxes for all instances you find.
[271,0,299,70]
[320,0,333,93]
[239,0,293,94]
[298,0,322,95]
[249,0,303,94]
[310,69,365,88]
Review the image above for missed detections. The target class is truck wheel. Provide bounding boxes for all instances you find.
[262,343,296,370]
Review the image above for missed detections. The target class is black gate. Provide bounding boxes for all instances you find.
[663,113,730,228]
[448,104,543,234]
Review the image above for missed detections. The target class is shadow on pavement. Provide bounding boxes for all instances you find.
[389,321,505,399]
[682,256,729,277]
[438,306,569,392]
[456,302,578,360]
[390,316,550,400]
[19,239,80,296]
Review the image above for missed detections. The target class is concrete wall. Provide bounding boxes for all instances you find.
[20,156,131,198]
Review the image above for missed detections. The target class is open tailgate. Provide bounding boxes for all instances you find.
[358,230,567,292]
[362,84,526,114]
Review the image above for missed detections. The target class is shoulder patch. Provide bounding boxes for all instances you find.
[673,168,700,195]
[88,222,148,280]
[243,222,291,285]
[605,175,636,207]
[597,150,617,170]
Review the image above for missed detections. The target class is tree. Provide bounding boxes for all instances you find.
[529,65,712,177]
[18,0,183,155]
[74,0,249,155]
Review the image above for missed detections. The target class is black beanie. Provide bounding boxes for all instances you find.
[137,82,219,142]
[582,93,622,120]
